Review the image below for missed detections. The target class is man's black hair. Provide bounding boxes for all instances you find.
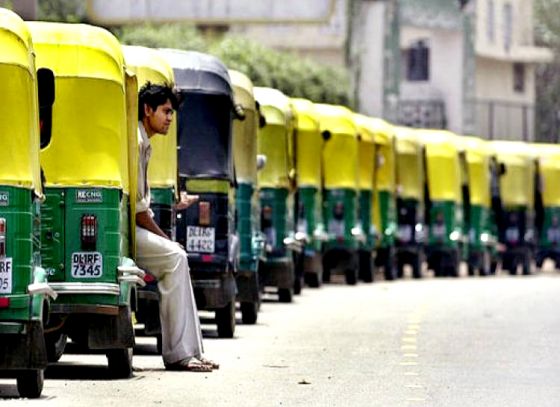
[138,81,179,120]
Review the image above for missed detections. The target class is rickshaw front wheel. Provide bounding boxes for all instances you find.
[240,301,258,324]
[216,301,236,338]
[45,332,68,363]
[17,369,44,398]
[106,347,133,378]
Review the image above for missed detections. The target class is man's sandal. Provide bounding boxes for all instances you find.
[165,357,213,372]
[199,357,219,370]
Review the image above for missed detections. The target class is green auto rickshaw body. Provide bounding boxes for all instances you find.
[291,98,325,288]
[160,49,237,336]
[371,119,398,280]
[352,114,378,282]
[123,45,177,346]
[0,9,54,397]
[255,87,297,302]
[29,21,143,375]
[491,140,535,275]
[394,126,425,279]
[315,104,360,285]
[532,144,560,269]
[230,69,262,323]
[419,130,464,277]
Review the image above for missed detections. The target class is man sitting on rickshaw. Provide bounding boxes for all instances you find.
[136,82,218,372]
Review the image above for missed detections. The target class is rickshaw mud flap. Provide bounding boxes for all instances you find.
[86,306,134,350]
[0,321,47,370]
[193,274,237,310]
[259,258,295,289]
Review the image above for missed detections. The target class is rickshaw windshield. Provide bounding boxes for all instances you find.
[230,70,257,184]
[0,10,41,195]
[160,49,234,181]
[123,45,177,189]
[28,22,128,191]
[492,141,534,207]
[292,98,322,188]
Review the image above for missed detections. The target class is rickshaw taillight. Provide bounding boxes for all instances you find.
[0,297,9,308]
[0,218,6,257]
[199,202,211,226]
[81,215,97,250]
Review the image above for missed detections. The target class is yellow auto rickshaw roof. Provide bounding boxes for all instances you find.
[490,140,533,166]
[27,21,124,85]
[291,98,321,132]
[123,45,174,85]
[254,87,292,126]
[417,129,459,157]
[352,114,376,144]
[533,143,560,206]
[314,104,357,137]
[458,135,491,165]
[0,8,33,70]
[394,126,420,154]
[368,117,393,146]
[229,69,255,110]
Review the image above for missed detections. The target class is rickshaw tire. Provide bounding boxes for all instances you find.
[241,302,258,324]
[17,369,44,398]
[45,332,68,363]
[345,268,358,285]
[304,272,321,288]
[467,265,475,277]
[412,259,422,279]
[156,334,163,355]
[278,288,293,303]
[322,268,331,283]
[106,347,133,378]
[490,260,499,275]
[216,301,236,338]
[522,255,532,275]
[293,276,302,295]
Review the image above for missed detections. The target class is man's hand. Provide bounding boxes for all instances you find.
[175,192,199,211]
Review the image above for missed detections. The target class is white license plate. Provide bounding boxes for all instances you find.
[0,258,13,294]
[71,252,103,278]
[186,226,215,253]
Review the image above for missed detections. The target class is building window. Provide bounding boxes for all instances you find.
[405,40,430,81]
[486,0,495,43]
[513,63,525,93]
[503,3,513,52]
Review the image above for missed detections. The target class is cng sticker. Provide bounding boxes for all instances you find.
[76,189,103,203]
[0,192,9,206]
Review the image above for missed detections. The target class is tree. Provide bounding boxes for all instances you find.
[37,0,87,22]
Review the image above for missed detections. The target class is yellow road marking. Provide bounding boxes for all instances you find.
[400,361,418,366]
[404,372,419,376]
[402,337,417,343]
[402,353,418,358]
[401,344,417,350]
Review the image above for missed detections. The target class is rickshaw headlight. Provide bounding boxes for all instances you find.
[449,231,460,241]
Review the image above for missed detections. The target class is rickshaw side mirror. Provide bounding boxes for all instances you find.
[233,103,246,121]
[499,163,507,176]
[37,68,55,107]
[322,130,331,141]
[257,154,267,171]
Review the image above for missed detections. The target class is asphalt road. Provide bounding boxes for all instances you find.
[2,267,560,406]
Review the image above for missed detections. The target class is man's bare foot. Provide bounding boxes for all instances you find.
[165,357,213,372]
[199,357,219,370]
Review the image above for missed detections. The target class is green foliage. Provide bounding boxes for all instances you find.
[37,0,87,22]
[116,23,351,107]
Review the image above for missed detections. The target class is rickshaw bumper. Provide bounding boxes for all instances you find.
[0,320,47,371]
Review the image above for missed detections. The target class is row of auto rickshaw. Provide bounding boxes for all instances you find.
[1,9,560,397]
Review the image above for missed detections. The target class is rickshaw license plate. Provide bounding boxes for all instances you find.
[71,252,103,278]
[186,226,215,253]
[0,258,13,294]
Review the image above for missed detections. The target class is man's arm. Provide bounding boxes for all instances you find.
[136,210,169,239]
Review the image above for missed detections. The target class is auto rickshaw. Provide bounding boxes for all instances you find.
[291,98,326,288]
[254,87,299,302]
[394,126,424,279]
[0,9,56,398]
[419,130,464,277]
[123,45,177,351]
[315,104,361,285]
[29,21,145,377]
[458,136,497,276]
[159,49,237,337]
[371,119,398,280]
[533,144,560,269]
[352,114,377,282]
[230,69,263,323]
[491,141,535,275]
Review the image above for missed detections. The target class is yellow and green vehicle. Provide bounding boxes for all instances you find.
[533,144,560,269]
[315,104,361,285]
[420,130,464,277]
[254,87,299,302]
[371,119,398,280]
[159,49,238,337]
[291,98,326,288]
[0,9,56,398]
[230,69,263,323]
[29,21,145,377]
[491,141,535,275]
[123,45,177,352]
[352,114,377,283]
[394,126,424,279]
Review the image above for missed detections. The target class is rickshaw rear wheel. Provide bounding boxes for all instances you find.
[412,256,422,279]
[17,369,44,398]
[45,332,68,363]
[278,288,293,303]
[359,251,374,283]
[293,275,303,295]
[216,301,236,338]
[241,301,258,324]
[106,347,133,378]
[522,255,532,275]
[345,268,358,285]
[304,272,321,288]
[156,334,163,355]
